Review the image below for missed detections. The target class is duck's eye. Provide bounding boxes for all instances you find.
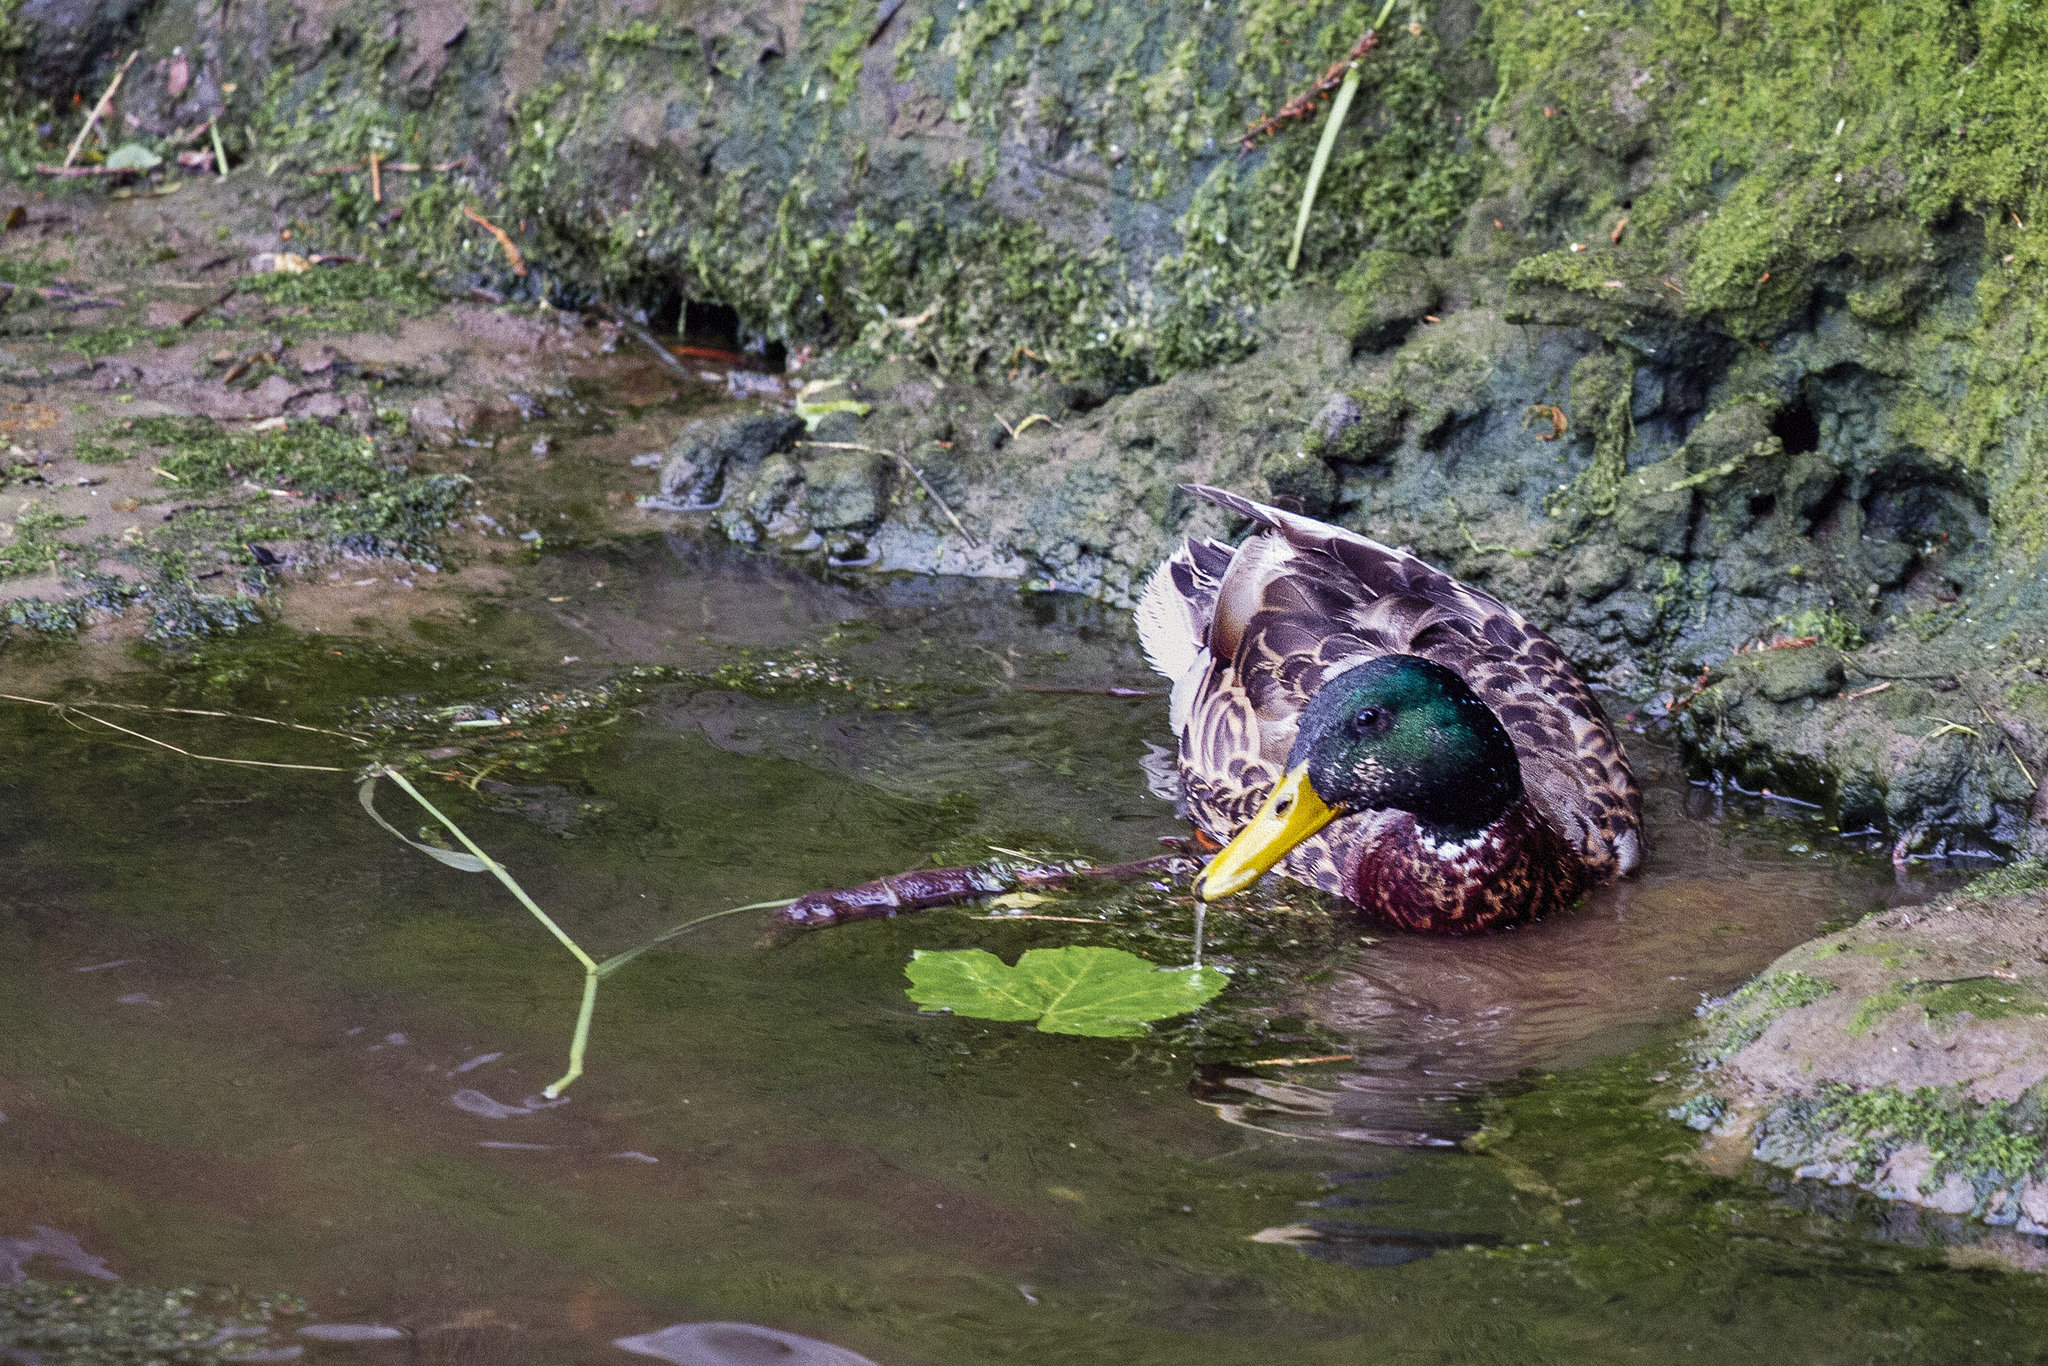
[1350,706,1389,736]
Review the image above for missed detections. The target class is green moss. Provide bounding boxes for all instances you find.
[1915,978,2048,1029]
[1845,975,2048,1035]
[1699,969,1837,1062]
[1550,347,1634,518]
[1776,606,1864,650]
[0,499,86,580]
[238,261,442,332]
[1779,1081,2048,1188]
[71,434,132,464]
[4,413,465,641]
[66,321,176,359]
[140,416,465,563]
[1332,250,1438,346]
[1306,386,1408,463]
[247,0,1482,385]
[1846,984,1911,1036]
[1485,0,2048,550]
[1966,857,2048,898]
[0,253,66,287]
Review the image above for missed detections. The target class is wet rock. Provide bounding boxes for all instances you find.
[1056,376,1110,414]
[650,413,803,512]
[13,0,150,99]
[616,1322,879,1366]
[1258,446,1338,517]
[1730,645,1846,704]
[287,391,346,421]
[1304,388,1407,466]
[1695,883,2048,1232]
[743,452,806,539]
[1611,456,1692,554]
[803,449,888,530]
[806,409,860,444]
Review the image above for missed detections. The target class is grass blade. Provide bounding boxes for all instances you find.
[1287,66,1362,274]
[1287,0,1397,274]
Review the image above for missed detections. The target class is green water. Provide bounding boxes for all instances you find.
[2,536,2043,1364]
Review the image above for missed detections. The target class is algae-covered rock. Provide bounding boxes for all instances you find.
[803,449,890,531]
[1257,447,1339,516]
[1724,645,1846,704]
[1611,456,1693,554]
[1693,885,2048,1233]
[1332,253,1439,351]
[1304,389,1407,466]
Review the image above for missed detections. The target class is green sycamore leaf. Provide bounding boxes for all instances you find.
[905,946,1227,1038]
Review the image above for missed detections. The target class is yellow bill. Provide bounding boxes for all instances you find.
[1194,764,1341,900]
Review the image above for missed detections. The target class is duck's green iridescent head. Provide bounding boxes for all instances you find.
[1194,655,1523,900]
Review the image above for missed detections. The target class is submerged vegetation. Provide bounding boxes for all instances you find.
[0,1280,303,1366]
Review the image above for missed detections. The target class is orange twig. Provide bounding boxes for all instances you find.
[462,204,527,276]
[370,151,382,203]
[1241,27,1385,150]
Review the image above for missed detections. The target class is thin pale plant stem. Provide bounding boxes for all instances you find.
[379,766,596,971]
[375,766,794,1096]
[1286,0,1396,273]
[0,694,353,772]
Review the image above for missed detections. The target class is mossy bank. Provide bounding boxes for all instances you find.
[8,0,2048,851]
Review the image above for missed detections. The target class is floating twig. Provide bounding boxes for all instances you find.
[64,49,140,169]
[1248,1054,1355,1067]
[780,850,1195,930]
[462,204,527,276]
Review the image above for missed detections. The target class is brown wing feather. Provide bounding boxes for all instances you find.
[1175,484,1642,880]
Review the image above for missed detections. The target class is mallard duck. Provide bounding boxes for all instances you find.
[1137,485,1642,933]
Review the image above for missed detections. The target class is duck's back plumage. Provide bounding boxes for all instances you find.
[1137,485,1641,910]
